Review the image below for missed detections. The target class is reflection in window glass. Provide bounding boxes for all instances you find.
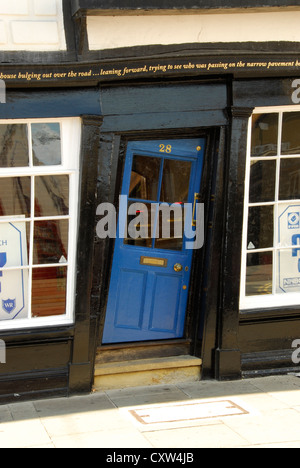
[0,124,29,168]
[246,252,273,296]
[249,160,276,203]
[281,112,300,155]
[32,123,61,166]
[31,267,67,317]
[154,204,185,251]
[279,158,300,200]
[35,175,69,217]
[129,155,160,201]
[161,159,192,204]
[251,113,278,157]
[247,205,274,250]
[124,201,153,248]
[0,177,31,218]
[33,220,68,265]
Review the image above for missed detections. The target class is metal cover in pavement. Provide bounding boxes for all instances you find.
[129,399,249,426]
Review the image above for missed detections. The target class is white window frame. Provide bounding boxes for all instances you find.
[240,105,300,310]
[0,117,81,330]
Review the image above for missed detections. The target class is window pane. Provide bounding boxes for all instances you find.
[0,124,29,167]
[154,204,184,251]
[0,177,31,218]
[32,123,61,166]
[124,201,153,248]
[281,112,300,155]
[277,249,300,294]
[0,221,30,268]
[129,155,160,201]
[251,113,278,157]
[246,252,273,296]
[279,158,300,200]
[35,175,69,217]
[247,206,274,250]
[249,160,276,203]
[33,220,68,265]
[160,159,192,203]
[31,267,67,317]
[0,221,29,321]
[0,269,28,321]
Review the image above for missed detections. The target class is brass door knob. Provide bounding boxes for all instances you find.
[174,263,183,272]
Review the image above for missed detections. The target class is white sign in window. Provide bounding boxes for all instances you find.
[241,108,300,309]
[0,119,81,329]
[0,218,28,321]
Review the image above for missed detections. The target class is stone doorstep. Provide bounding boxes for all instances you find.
[93,355,202,390]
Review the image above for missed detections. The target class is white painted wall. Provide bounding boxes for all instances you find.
[0,0,66,51]
[87,10,300,50]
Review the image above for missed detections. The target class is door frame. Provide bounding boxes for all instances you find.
[94,125,227,379]
[98,127,221,352]
[102,138,206,344]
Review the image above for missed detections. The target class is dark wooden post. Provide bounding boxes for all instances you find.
[69,115,103,394]
[215,106,253,380]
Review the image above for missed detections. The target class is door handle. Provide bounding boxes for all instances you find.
[192,193,201,227]
[174,263,183,272]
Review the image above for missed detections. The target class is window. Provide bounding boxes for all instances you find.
[240,107,300,310]
[0,118,81,329]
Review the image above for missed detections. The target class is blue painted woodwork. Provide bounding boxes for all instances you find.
[102,139,205,343]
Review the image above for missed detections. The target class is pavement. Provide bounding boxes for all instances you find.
[0,374,300,449]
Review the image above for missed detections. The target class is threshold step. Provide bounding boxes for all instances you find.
[93,355,202,390]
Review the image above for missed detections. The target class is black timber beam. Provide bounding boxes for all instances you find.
[71,0,300,16]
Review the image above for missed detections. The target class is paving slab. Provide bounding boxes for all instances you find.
[0,375,299,448]
[143,422,249,448]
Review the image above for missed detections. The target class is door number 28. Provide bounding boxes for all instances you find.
[159,144,172,154]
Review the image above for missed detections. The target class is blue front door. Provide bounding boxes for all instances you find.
[102,139,205,344]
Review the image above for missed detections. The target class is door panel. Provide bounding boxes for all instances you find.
[102,138,205,344]
[115,269,146,330]
[150,273,181,333]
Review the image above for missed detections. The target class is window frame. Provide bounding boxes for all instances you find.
[0,117,81,330]
[240,105,300,310]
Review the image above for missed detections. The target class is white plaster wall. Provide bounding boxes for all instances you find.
[0,0,66,51]
[87,10,300,50]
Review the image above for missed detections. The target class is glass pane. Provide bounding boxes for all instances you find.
[277,204,300,247]
[0,221,30,268]
[281,112,300,155]
[154,203,185,251]
[279,158,300,200]
[249,160,276,203]
[246,252,273,296]
[0,177,31,218]
[32,123,61,166]
[251,113,278,157]
[277,249,300,293]
[0,269,28,321]
[31,267,67,317]
[160,159,192,203]
[0,124,29,167]
[33,220,68,265]
[35,175,69,217]
[247,206,274,250]
[129,155,160,201]
[124,201,153,248]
